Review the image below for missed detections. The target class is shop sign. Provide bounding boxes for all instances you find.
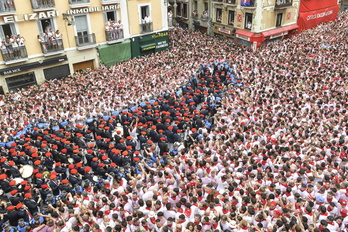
[236,34,250,41]
[3,10,59,23]
[218,27,232,35]
[66,5,119,15]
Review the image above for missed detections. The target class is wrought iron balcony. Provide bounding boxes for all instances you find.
[105,29,124,42]
[0,0,16,15]
[31,0,55,10]
[1,44,28,64]
[69,0,90,8]
[75,32,96,47]
[140,22,153,34]
[40,39,64,55]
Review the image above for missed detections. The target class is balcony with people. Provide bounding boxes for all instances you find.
[37,30,64,56]
[140,16,153,34]
[0,0,16,15]
[31,0,55,11]
[105,20,124,44]
[0,35,28,64]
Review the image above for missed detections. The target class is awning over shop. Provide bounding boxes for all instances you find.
[298,5,339,31]
[262,24,299,38]
[98,40,131,66]
[235,29,255,37]
[235,29,255,42]
[140,43,156,51]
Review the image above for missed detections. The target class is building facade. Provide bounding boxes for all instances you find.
[0,0,169,93]
[168,0,300,48]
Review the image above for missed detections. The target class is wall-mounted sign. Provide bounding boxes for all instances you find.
[66,5,119,15]
[236,34,250,41]
[218,27,232,35]
[3,10,59,23]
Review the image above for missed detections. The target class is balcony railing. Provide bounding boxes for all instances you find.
[105,29,123,42]
[69,0,90,3]
[0,0,16,15]
[275,0,292,9]
[1,44,28,63]
[40,39,64,54]
[201,14,209,21]
[31,0,55,10]
[101,0,120,4]
[69,0,90,8]
[225,0,236,4]
[140,22,153,34]
[75,32,96,47]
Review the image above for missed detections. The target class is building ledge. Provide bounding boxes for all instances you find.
[107,38,124,45]
[69,3,91,8]
[5,58,29,65]
[76,44,98,50]
[43,51,65,57]
[32,7,55,12]
[101,0,121,4]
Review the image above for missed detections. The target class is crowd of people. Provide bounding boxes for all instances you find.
[0,8,347,232]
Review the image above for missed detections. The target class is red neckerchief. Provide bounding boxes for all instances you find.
[184,208,192,218]
[212,223,219,229]
[150,218,156,224]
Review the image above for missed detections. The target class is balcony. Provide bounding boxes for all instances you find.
[101,0,121,4]
[69,0,90,8]
[241,0,255,7]
[75,32,96,50]
[1,45,28,64]
[225,0,236,4]
[105,29,124,44]
[31,0,55,11]
[275,0,292,9]
[140,22,153,34]
[201,12,209,21]
[40,39,64,56]
[0,0,16,16]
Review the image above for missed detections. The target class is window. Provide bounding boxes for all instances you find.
[183,3,188,18]
[37,18,55,35]
[104,11,117,22]
[140,5,150,21]
[228,10,235,25]
[75,15,90,44]
[216,8,222,22]
[177,3,181,17]
[0,24,17,40]
[204,3,208,12]
[193,1,197,11]
[276,13,283,27]
[245,13,253,29]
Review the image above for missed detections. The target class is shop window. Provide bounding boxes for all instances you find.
[216,8,222,22]
[228,10,235,25]
[276,13,283,27]
[6,72,37,92]
[245,13,253,30]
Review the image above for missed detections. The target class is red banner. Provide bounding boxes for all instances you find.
[298,5,339,31]
[299,0,338,12]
